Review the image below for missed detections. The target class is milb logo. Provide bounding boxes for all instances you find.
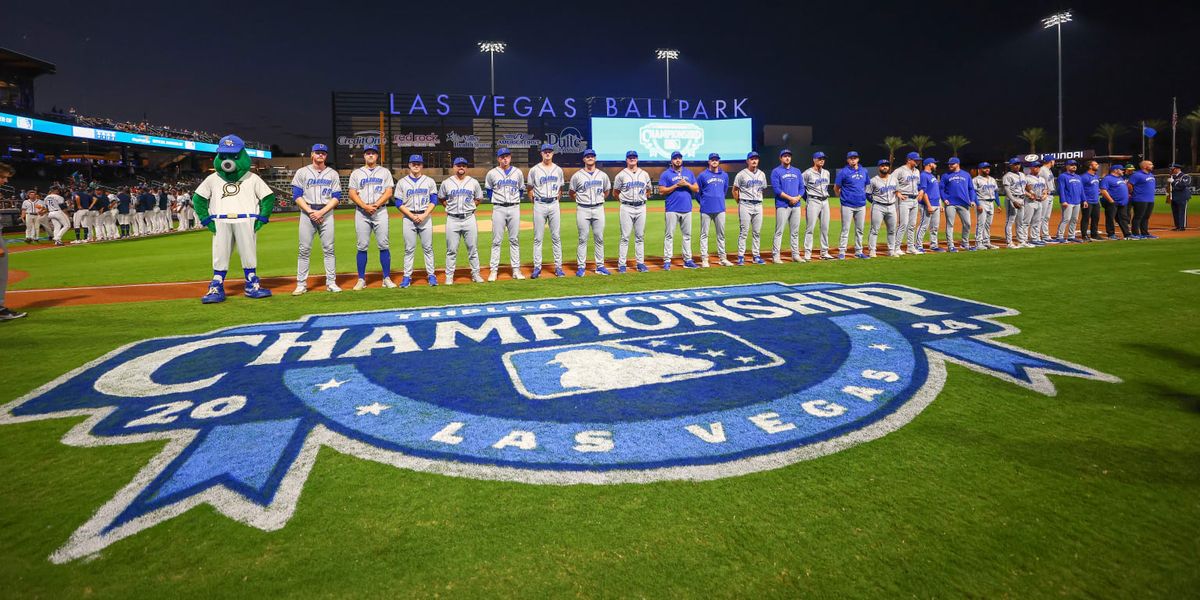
[0,283,1118,562]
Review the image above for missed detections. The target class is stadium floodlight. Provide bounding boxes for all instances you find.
[1042,11,1072,153]
[655,49,679,99]
[477,41,506,95]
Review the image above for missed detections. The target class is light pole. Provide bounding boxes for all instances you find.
[477,41,506,164]
[656,49,679,99]
[1042,10,1072,154]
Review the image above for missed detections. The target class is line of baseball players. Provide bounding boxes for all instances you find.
[288,143,1170,291]
[19,184,204,246]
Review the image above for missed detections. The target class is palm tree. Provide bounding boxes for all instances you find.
[1017,128,1047,154]
[1186,108,1200,169]
[908,135,935,156]
[943,135,971,157]
[1141,119,1167,162]
[1092,123,1127,156]
[879,136,905,163]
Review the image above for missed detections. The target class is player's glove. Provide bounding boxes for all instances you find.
[201,216,216,234]
[254,214,269,232]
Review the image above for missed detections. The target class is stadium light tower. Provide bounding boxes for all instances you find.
[1042,10,1072,154]
[656,49,679,99]
[478,41,506,95]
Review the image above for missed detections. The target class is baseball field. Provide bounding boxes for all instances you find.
[1,198,1197,598]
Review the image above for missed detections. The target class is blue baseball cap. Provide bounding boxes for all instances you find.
[408,154,424,164]
[1027,160,1043,167]
[496,147,511,157]
[311,143,329,153]
[813,151,827,159]
[846,151,859,158]
[540,143,555,152]
[779,148,792,156]
[1066,159,1078,165]
[906,151,921,161]
[708,153,720,161]
[746,151,760,159]
[1008,157,1023,165]
[1110,164,1124,172]
[217,134,245,154]
[1171,163,1184,169]
[978,162,991,168]
[626,150,638,158]
[583,148,596,157]
[947,157,961,165]
[923,157,938,165]
[1042,154,1056,162]
[877,159,891,166]
[671,151,683,159]
[453,157,468,166]
[362,144,379,153]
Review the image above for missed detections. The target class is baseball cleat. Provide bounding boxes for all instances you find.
[201,281,226,304]
[487,271,498,282]
[291,285,307,296]
[929,246,945,252]
[531,268,541,279]
[636,263,649,272]
[555,268,566,277]
[353,279,367,291]
[471,274,485,283]
[327,283,343,293]
[400,277,412,288]
[663,262,672,271]
[947,246,958,252]
[856,253,869,259]
[576,268,585,277]
[596,266,612,275]
[1146,234,1159,239]
[737,256,745,265]
[512,270,525,280]
[701,259,710,268]
[682,260,699,269]
[381,278,397,288]
[838,252,847,260]
[772,255,782,264]
[244,281,272,299]
[719,258,733,267]
[427,275,438,286]
[443,276,454,285]
[618,265,628,273]
[752,256,765,265]
[0,307,28,321]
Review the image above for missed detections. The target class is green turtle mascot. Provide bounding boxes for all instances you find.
[192,134,276,303]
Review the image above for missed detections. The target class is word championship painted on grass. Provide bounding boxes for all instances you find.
[0,283,1119,562]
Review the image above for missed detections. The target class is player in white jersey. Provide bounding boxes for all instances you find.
[612,150,652,273]
[20,195,40,243]
[802,152,832,260]
[291,143,342,294]
[484,147,525,281]
[394,154,438,287]
[570,148,613,276]
[1038,157,1056,240]
[972,162,1001,249]
[733,151,768,265]
[527,143,566,278]
[43,190,70,245]
[893,152,924,254]
[1000,158,1026,247]
[348,145,396,290]
[865,160,900,257]
[439,157,485,285]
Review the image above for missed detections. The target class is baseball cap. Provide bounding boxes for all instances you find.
[846,151,860,158]
[1027,160,1043,167]
[671,151,683,159]
[923,157,938,165]
[1125,164,1135,170]
[708,153,721,161]
[1008,157,1022,165]
[813,151,827,159]
[1042,154,1056,162]
[362,144,379,153]
[408,154,424,164]
[1065,159,1078,165]
[947,157,961,165]
[746,151,760,159]
[906,151,921,161]
[311,143,329,154]
[583,148,597,157]
[626,150,638,158]
[453,157,468,166]
[877,159,891,166]
[540,143,555,152]
[779,148,793,157]
[978,162,991,168]
[1110,164,1124,172]
[1171,163,1184,169]
[496,147,511,157]
[217,134,245,154]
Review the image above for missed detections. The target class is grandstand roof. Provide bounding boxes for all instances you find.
[0,48,57,77]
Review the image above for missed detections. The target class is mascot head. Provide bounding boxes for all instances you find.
[214,134,252,183]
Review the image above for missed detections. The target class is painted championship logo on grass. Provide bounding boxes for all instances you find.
[0,282,1119,562]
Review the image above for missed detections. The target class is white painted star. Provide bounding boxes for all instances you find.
[702,349,726,358]
[734,356,756,364]
[646,340,668,347]
[355,402,391,416]
[675,344,696,352]
[869,343,891,351]
[856,325,877,331]
[316,378,348,391]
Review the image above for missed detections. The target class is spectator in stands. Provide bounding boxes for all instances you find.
[0,163,28,321]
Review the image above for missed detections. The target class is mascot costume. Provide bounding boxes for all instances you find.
[192,134,276,303]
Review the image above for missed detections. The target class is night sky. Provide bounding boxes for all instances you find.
[8,0,1198,160]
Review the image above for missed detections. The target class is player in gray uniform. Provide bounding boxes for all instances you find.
[394,154,438,287]
[733,151,768,265]
[893,152,923,254]
[484,147,525,281]
[1022,160,1048,246]
[440,157,485,285]
[802,152,832,260]
[570,148,613,276]
[291,143,342,294]
[866,160,899,257]
[1038,157,1056,240]
[972,162,1001,249]
[613,150,651,273]
[1001,158,1026,247]
[348,144,396,290]
[527,143,565,278]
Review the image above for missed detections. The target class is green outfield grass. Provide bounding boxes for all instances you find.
[0,212,1197,597]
